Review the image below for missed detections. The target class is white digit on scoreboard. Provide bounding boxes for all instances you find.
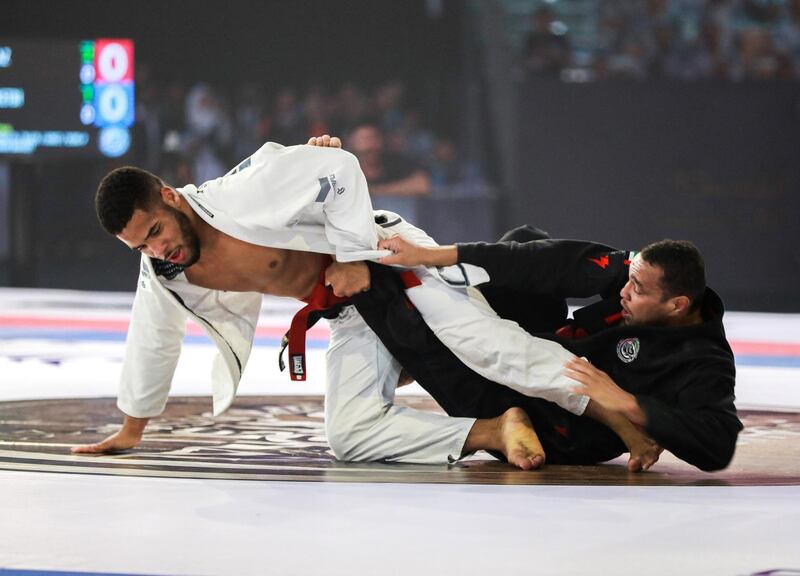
[97,43,129,83]
[97,84,129,124]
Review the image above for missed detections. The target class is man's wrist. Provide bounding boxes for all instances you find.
[622,394,647,427]
[422,245,458,267]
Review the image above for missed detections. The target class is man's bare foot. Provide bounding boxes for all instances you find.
[463,408,546,470]
[499,408,546,470]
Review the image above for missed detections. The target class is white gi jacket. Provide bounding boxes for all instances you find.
[118,142,490,418]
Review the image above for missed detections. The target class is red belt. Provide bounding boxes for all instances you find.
[280,256,348,381]
[280,260,422,381]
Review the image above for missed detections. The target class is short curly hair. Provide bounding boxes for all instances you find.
[95,166,164,235]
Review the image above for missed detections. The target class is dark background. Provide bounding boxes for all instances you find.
[2,0,463,114]
[510,79,800,311]
[2,0,798,311]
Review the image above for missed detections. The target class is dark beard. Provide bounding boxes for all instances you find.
[165,204,201,267]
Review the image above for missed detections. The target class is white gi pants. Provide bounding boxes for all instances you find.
[405,270,588,415]
[324,305,475,464]
[377,213,589,417]
[322,213,587,464]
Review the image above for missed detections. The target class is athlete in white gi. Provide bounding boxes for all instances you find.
[72,137,604,468]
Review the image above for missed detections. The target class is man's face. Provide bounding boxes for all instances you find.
[117,202,201,267]
[619,254,675,326]
[347,126,383,158]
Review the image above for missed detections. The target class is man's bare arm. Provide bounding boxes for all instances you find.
[565,357,648,426]
[71,415,149,454]
[565,358,660,471]
[325,260,371,297]
[370,170,432,197]
[378,235,457,267]
[583,401,661,472]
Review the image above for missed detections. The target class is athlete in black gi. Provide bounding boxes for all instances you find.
[351,226,742,472]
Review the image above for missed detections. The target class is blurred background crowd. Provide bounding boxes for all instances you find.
[129,0,800,200]
[519,0,800,81]
[134,76,488,225]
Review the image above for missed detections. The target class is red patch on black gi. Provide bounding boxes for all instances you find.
[587,255,610,269]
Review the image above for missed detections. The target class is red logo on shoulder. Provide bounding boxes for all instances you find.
[587,254,610,269]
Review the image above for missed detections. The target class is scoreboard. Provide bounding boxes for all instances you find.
[0,38,135,159]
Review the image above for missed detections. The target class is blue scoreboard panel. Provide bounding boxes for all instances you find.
[0,38,135,159]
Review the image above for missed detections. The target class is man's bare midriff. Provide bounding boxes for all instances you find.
[184,230,324,299]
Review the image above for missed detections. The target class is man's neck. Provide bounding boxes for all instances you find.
[188,208,218,260]
[666,309,704,327]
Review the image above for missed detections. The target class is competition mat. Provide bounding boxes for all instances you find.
[1,396,798,486]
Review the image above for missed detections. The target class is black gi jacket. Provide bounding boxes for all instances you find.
[352,229,742,472]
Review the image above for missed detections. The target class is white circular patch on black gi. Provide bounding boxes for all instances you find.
[616,337,640,363]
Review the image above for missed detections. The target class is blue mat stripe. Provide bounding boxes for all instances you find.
[0,569,157,576]
[733,355,800,368]
[2,331,800,368]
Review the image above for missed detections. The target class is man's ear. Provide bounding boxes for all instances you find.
[160,186,181,207]
[669,295,691,316]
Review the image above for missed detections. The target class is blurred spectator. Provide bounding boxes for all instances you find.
[304,85,333,139]
[233,82,265,161]
[385,110,435,163]
[733,27,780,79]
[741,0,780,25]
[132,63,162,170]
[159,81,189,185]
[268,87,305,145]
[426,137,487,198]
[184,83,233,184]
[347,123,432,223]
[772,0,800,78]
[521,6,572,76]
[703,0,738,60]
[375,79,407,133]
[684,20,732,79]
[161,81,187,151]
[336,83,372,132]
[606,39,651,79]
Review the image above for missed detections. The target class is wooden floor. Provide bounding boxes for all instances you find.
[1,395,798,486]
